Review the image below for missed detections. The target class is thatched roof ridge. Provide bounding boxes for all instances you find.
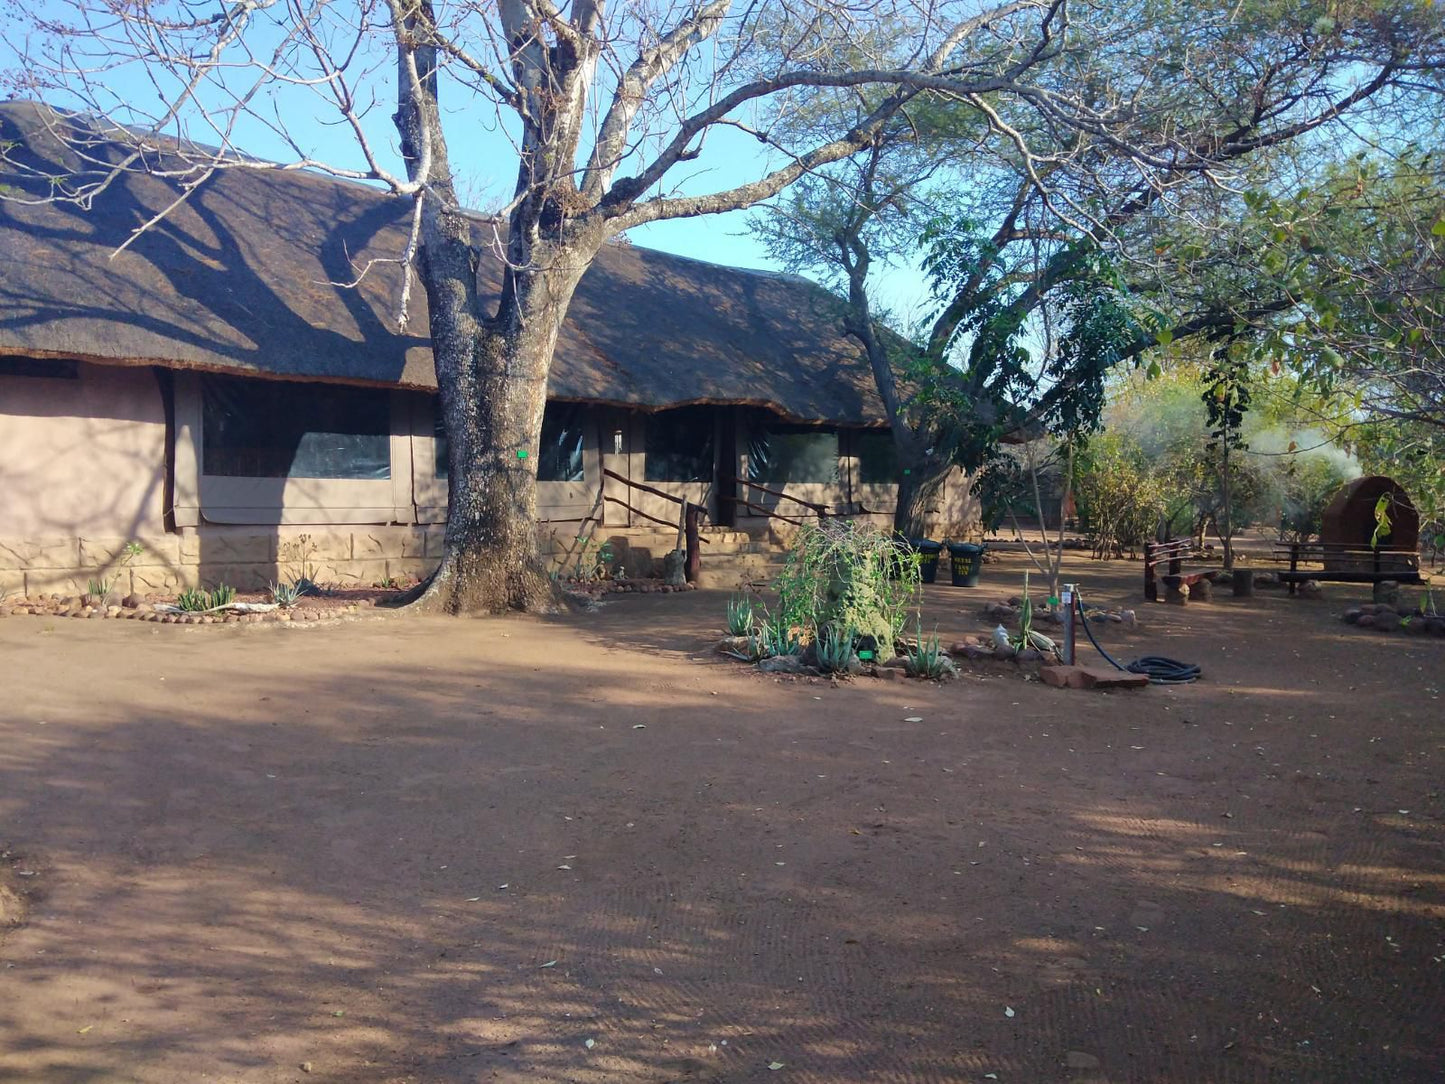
[0,101,887,426]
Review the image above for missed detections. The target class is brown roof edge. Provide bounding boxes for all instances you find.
[0,348,436,392]
[3,349,888,426]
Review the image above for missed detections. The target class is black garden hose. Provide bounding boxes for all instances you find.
[1074,593,1201,685]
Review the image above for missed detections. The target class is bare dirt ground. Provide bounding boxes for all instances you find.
[1,553,1441,1084]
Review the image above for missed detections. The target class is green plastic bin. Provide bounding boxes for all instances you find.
[946,541,986,587]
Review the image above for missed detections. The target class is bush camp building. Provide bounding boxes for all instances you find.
[0,102,974,596]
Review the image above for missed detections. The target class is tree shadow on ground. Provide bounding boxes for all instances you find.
[0,607,1440,1083]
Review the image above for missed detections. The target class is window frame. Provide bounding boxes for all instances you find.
[853,428,901,486]
[172,371,412,527]
[199,373,393,481]
[746,422,841,486]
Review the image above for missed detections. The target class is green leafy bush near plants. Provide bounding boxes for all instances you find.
[772,521,920,651]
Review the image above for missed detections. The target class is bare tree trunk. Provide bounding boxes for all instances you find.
[894,456,951,538]
[1221,442,1235,570]
[415,245,597,613]
[418,330,553,613]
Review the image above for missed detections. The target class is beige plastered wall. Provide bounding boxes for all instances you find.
[0,365,601,596]
[1,364,981,598]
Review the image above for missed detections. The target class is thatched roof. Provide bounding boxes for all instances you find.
[0,101,887,426]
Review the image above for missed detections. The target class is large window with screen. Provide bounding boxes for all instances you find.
[854,430,900,484]
[201,374,390,479]
[645,407,714,482]
[747,423,839,485]
[434,401,586,482]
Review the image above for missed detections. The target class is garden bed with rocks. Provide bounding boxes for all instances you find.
[0,587,402,625]
[563,577,700,601]
[713,634,955,683]
[1341,601,1445,636]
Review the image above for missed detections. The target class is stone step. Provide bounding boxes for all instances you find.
[692,551,787,590]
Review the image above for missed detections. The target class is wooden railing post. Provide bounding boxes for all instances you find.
[685,502,702,583]
[1144,540,1157,601]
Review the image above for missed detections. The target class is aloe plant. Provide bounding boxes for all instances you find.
[905,619,953,678]
[758,608,801,658]
[269,579,303,607]
[725,592,758,636]
[176,587,209,612]
[814,625,857,674]
[1010,571,1060,658]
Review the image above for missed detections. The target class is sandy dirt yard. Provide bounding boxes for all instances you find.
[1,553,1441,1083]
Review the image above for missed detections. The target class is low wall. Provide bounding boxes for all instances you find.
[0,524,693,598]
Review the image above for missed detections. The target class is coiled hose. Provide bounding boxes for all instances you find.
[1074,593,1201,685]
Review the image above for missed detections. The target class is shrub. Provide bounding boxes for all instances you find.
[1074,433,1166,557]
[773,521,920,651]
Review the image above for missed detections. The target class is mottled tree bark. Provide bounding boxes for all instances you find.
[382,2,996,612]
[392,0,605,613]
[413,238,599,614]
[893,457,952,539]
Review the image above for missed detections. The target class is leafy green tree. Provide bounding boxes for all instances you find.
[756,1,1442,536]
[1072,433,1166,559]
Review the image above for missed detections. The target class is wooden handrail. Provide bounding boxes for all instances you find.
[723,476,829,516]
[602,467,688,506]
[721,496,807,527]
[1271,541,1418,554]
[601,496,710,541]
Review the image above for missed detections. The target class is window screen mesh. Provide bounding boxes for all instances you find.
[645,407,714,482]
[201,375,390,479]
[747,424,839,484]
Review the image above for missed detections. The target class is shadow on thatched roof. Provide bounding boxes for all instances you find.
[0,101,885,426]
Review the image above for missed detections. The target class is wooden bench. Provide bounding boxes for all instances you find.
[1143,538,1215,603]
[1271,541,1423,595]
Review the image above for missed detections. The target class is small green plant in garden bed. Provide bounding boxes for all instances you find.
[814,624,858,674]
[725,592,758,636]
[176,583,237,612]
[1010,571,1060,658]
[175,588,208,612]
[269,579,304,607]
[905,621,954,679]
[758,608,802,658]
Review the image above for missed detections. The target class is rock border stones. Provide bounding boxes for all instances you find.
[1342,601,1445,636]
[0,593,378,626]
